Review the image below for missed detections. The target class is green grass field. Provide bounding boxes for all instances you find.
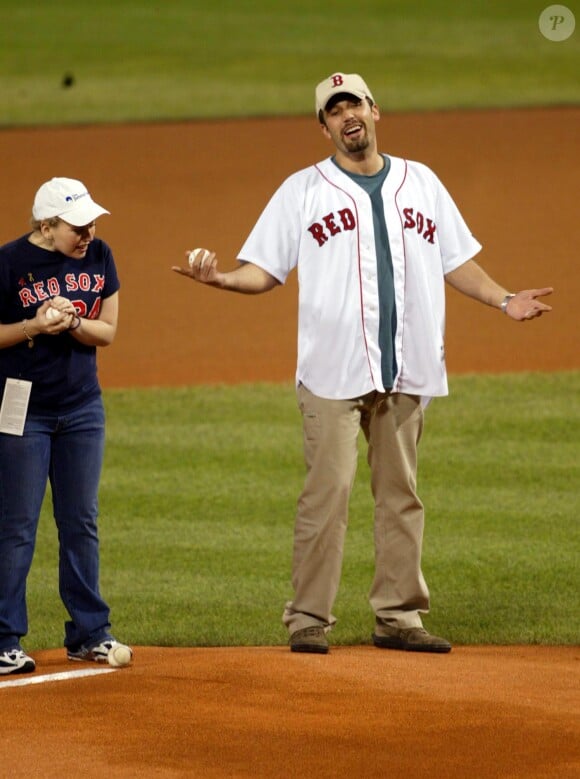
[1,0,579,126]
[26,373,579,650]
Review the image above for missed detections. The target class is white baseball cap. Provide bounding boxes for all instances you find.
[315,72,375,116]
[32,177,110,226]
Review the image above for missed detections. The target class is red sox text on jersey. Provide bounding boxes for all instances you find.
[307,207,437,247]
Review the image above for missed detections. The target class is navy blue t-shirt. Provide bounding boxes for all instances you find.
[0,234,120,413]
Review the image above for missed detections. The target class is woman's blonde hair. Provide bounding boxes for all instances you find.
[30,216,60,231]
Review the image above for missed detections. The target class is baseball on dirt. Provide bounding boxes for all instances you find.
[108,644,133,668]
[188,248,210,268]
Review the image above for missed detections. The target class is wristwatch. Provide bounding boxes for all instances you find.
[501,293,515,314]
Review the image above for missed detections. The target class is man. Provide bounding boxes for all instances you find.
[173,72,552,655]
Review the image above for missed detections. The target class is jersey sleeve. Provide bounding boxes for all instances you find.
[433,172,482,273]
[101,241,121,298]
[236,174,303,284]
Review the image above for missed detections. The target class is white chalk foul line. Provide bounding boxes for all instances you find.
[0,666,116,689]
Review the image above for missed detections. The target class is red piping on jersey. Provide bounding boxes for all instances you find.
[392,159,409,392]
[313,163,377,389]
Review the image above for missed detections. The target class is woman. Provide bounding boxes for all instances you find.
[0,177,131,675]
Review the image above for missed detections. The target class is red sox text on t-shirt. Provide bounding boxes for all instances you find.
[17,272,105,318]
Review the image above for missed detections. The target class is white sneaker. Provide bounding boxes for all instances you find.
[67,638,132,663]
[0,648,36,675]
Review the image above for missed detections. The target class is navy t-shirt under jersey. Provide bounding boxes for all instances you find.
[333,155,397,389]
[0,234,120,413]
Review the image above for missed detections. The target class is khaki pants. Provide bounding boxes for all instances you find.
[283,384,429,634]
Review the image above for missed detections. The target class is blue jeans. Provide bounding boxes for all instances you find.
[0,395,111,651]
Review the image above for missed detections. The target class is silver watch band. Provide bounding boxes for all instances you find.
[501,293,515,314]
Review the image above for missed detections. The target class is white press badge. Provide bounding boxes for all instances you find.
[0,378,32,436]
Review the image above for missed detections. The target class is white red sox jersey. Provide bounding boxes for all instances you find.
[237,155,482,401]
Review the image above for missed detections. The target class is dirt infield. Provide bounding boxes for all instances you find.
[3,646,579,778]
[0,109,578,777]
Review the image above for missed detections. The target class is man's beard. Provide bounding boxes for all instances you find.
[345,136,370,153]
[342,127,370,153]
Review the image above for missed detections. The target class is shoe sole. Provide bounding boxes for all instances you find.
[290,644,329,655]
[372,635,451,654]
[0,662,36,675]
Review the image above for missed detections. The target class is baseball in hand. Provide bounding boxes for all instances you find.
[188,248,210,268]
[107,643,133,668]
[46,307,63,321]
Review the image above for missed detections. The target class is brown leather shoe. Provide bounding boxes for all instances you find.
[290,626,329,654]
[372,625,451,654]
